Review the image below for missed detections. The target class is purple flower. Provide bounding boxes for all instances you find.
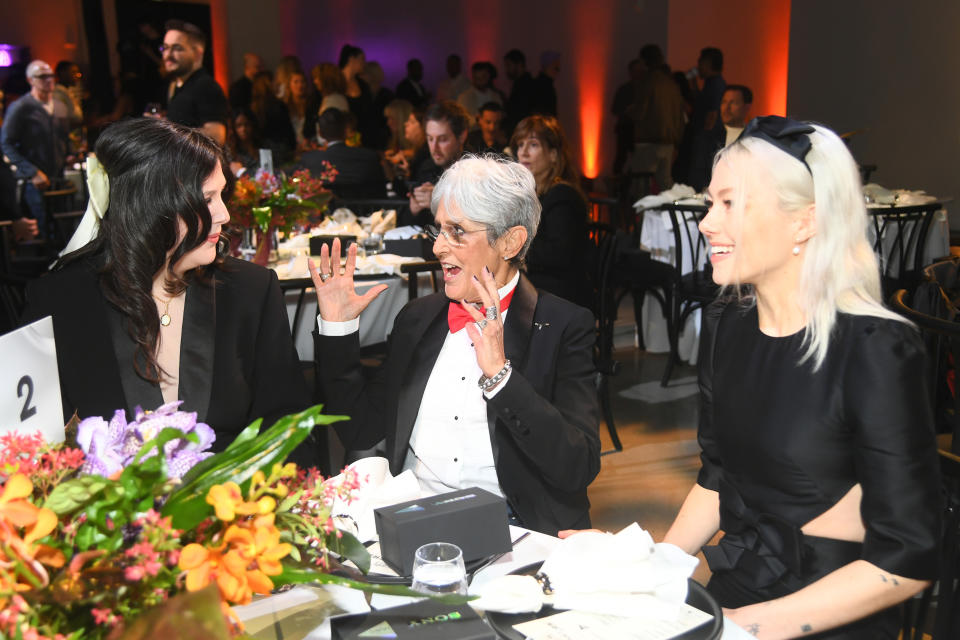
[75,402,215,480]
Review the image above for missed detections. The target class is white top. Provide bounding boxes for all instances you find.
[724,125,744,148]
[318,272,519,497]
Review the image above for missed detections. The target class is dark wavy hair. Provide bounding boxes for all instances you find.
[60,117,230,382]
[509,114,581,197]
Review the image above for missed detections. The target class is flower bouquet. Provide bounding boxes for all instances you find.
[229,166,337,265]
[0,402,440,639]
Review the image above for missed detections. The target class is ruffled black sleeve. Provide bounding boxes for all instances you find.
[843,316,941,580]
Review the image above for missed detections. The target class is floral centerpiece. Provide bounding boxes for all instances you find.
[0,402,437,639]
[229,166,337,265]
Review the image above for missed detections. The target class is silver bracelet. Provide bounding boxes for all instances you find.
[478,359,512,392]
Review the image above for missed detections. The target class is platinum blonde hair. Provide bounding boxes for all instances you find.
[715,123,907,369]
[430,154,541,265]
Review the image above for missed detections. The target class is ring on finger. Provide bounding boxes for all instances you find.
[319,272,331,282]
[485,307,498,321]
[477,319,488,331]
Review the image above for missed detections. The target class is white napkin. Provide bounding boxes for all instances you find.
[353,254,422,276]
[371,210,397,235]
[864,183,937,206]
[633,184,698,212]
[324,457,422,543]
[384,225,423,240]
[469,523,699,620]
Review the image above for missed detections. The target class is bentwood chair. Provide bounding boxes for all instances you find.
[867,201,949,299]
[660,203,719,387]
[399,260,443,299]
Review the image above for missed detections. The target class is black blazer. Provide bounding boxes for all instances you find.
[314,274,601,534]
[299,143,387,199]
[21,255,319,467]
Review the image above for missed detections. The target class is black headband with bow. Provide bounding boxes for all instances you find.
[737,115,815,173]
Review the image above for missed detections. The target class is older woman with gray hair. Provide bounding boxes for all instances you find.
[310,155,601,535]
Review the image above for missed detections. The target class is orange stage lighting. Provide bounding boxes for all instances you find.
[209,0,230,93]
[464,3,500,66]
[570,0,616,179]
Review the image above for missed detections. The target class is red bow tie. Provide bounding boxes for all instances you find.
[448,288,515,333]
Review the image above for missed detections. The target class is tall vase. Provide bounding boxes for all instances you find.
[253,226,275,267]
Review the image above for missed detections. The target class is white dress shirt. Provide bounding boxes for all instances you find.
[318,272,519,497]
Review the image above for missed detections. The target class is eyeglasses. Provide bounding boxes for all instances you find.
[32,73,54,80]
[158,44,187,54]
[424,223,486,247]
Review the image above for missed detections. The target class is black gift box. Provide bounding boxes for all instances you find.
[331,599,495,640]
[383,237,433,259]
[374,488,511,576]
[309,234,358,255]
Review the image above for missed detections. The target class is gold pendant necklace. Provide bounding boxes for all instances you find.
[154,295,172,327]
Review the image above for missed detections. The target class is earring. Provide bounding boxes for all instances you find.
[792,238,801,256]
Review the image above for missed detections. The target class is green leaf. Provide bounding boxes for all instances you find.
[44,475,110,514]
[275,565,476,604]
[328,530,370,574]
[162,406,346,530]
[134,427,201,465]
[177,419,262,487]
[119,584,230,640]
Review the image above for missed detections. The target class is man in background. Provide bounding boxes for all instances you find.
[436,54,470,102]
[677,46,725,190]
[161,20,228,145]
[467,102,507,154]
[396,58,429,109]
[1,60,70,237]
[229,52,262,112]
[503,48,535,133]
[531,51,560,116]
[720,84,752,147]
[457,62,502,117]
[404,101,470,225]
[300,108,386,199]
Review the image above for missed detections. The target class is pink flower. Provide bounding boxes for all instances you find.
[91,608,115,625]
[124,565,146,581]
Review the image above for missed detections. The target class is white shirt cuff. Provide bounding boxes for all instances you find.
[318,315,360,336]
[482,369,512,399]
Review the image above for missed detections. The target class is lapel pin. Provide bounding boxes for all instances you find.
[534,322,550,330]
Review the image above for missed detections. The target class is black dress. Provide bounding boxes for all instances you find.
[698,301,941,639]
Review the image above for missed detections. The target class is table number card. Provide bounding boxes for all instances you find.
[0,317,64,442]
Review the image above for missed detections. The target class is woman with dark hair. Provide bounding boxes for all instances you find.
[510,115,591,309]
[21,118,317,467]
[251,70,296,163]
[227,108,261,176]
[283,70,311,149]
[338,44,374,148]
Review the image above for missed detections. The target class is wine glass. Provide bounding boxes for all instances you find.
[411,542,467,596]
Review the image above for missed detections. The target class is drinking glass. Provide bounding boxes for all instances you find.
[411,542,467,596]
[363,232,384,256]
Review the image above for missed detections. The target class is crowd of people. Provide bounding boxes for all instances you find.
[0,19,946,640]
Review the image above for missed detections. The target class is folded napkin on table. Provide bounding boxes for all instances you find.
[633,184,698,212]
[353,254,422,275]
[325,457,422,543]
[863,183,937,206]
[384,225,424,240]
[362,209,397,236]
[469,523,699,619]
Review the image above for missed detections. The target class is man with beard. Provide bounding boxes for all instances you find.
[403,101,470,226]
[160,20,227,145]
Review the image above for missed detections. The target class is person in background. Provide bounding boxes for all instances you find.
[160,20,228,145]
[361,60,392,151]
[1,60,71,236]
[0,154,38,242]
[282,70,311,150]
[510,115,591,309]
[467,102,507,154]
[611,59,643,176]
[22,117,321,469]
[387,105,428,187]
[274,55,303,101]
[339,45,375,148]
[676,46,725,190]
[300,108,386,199]
[229,52,263,113]
[310,155,601,535]
[405,101,470,226]
[250,70,295,164]
[227,108,261,176]
[531,51,560,116]
[436,54,470,103]
[311,63,349,115]
[457,61,503,118]
[395,58,429,110]
[383,98,413,157]
[625,44,686,191]
[658,117,940,638]
[503,49,535,133]
[721,85,753,147]
[53,61,84,150]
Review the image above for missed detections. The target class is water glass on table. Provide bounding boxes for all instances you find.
[363,232,384,256]
[411,542,468,596]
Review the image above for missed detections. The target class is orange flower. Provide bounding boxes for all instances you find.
[0,474,65,596]
[180,484,292,606]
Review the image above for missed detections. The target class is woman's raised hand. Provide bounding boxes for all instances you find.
[309,238,387,322]
[463,266,508,378]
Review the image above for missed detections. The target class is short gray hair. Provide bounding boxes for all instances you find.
[430,154,541,265]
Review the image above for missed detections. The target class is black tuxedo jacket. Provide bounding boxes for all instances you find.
[300,143,387,199]
[314,274,601,534]
[21,255,318,466]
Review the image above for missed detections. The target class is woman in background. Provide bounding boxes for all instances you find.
[510,115,591,309]
[283,70,311,149]
[227,108,261,176]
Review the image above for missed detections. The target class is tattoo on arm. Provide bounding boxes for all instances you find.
[801,624,813,633]
[745,623,760,636]
[879,574,901,586]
